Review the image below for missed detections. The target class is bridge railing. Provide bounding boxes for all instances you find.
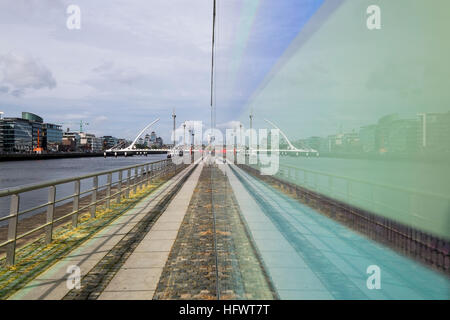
[273,163,450,239]
[0,159,175,266]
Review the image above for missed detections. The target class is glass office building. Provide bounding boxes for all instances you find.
[0,112,62,153]
[21,112,43,123]
[43,123,63,151]
[0,118,33,152]
[22,112,43,150]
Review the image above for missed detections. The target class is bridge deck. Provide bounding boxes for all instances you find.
[8,158,450,300]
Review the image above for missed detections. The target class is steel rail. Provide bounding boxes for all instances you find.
[0,159,168,197]
[0,159,175,266]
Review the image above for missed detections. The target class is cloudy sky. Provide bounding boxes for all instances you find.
[0,0,330,142]
[0,0,226,141]
[1,0,448,142]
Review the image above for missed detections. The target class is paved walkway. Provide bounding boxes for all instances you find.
[227,164,450,300]
[97,162,203,299]
[9,163,199,300]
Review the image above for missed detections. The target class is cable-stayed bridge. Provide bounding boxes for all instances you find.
[104,118,319,157]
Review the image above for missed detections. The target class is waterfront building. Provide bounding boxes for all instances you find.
[386,119,418,154]
[342,131,361,153]
[144,134,151,147]
[62,131,81,152]
[155,136,163,148]
[93,137,103,152]
[150,131,157,143]
[375,114,400,154]
[21,112,43,123]
[43,123,63,152]
[360,125,377,153]
[22,112,43,151]
[417,112,450,154]
[0,112,63,153]
[0,117,33,152]
[79,132,102,152]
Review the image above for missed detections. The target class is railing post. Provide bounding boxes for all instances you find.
[90,176,98,218]
[137,166,141,190]
[140,166,145,188]
[150,163,154,180]
[72,180,80,228]
[126,169,131,198]
[134,167,138,193]
[106,173,112,209]
[117,171,123,203]
[6,194,20,266]
[146,164,150,186]
[45,186,56,244]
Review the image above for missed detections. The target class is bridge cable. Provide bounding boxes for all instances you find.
[210,0,217,131]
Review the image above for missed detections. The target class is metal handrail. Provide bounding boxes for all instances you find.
[277,163,450,201]
[271,163,450,239]
[0,159,168,197]
[0,158,176,266]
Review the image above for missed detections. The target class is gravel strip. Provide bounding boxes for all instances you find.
[154,163,276,300]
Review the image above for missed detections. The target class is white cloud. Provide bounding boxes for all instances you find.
[0,52,56,97]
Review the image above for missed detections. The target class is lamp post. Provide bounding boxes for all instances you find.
[172,109,176,148]
[183,122,186,148]
[239,123,243,147]
[249,112,253,152]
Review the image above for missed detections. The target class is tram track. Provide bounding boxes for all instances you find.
[154,162,275,300]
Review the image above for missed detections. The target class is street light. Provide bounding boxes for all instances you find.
[183,122,186,147]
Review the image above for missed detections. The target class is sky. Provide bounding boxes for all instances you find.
[0,0,329,142]
[0,0,218,141]
[1,0,449,142]
[236,0,450,140]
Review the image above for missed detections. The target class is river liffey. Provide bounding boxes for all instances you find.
[0,155,167,221]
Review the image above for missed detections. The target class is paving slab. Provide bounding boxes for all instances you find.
[226,165,330,299]
[98,162,204,300]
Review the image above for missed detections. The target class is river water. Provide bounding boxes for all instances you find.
[0,155,167,222]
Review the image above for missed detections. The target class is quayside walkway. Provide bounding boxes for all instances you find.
[1,157,449,300]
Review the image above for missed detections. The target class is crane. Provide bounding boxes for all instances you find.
[33,129,43,154]
[61,120,89,132]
